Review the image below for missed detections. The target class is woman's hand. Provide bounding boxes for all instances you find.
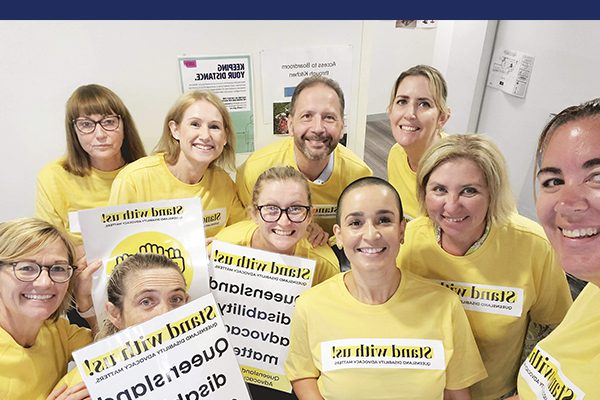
[74,259,102,333]
[306,222,329,247]
[444,388,471,400]
[291,378,324,400]
[47,383,90,400]
[74,259,102,312]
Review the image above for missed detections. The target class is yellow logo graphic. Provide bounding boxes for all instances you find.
[108,231,193,288]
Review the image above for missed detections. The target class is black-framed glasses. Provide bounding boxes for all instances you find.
[2,261,76,283]
[73,115,121,134]
[256,205,311,223]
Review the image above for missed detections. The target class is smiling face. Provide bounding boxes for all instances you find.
[75,113,125,171]
[289,83,344,162]
[251,180,313,255]
[425,158,490,252]
[388,75,448,153]
[536,117,600,284]
[333,184,405,272]
[169,99,227,168]
[0,238,70,324]
[107,268,188,330]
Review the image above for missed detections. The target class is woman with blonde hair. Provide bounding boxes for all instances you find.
[214,166,339,286]
[49,252,189,400]
[386,64,451,220]
[399,134,573,399]
[213,166,339,400]
[109,90,245,239]
[0,218,92,399]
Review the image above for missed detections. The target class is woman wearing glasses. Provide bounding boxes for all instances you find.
[36,84,146,250]
[214,166,339,285]
[212,166,339,400]
[36,84,146,327]
[0,218,92,400]
[108,90,245,240]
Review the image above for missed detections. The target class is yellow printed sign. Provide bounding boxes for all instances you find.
[109,231,193,288]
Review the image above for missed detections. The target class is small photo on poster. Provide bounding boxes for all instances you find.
[273,101,290,135]
[395,20,417,28]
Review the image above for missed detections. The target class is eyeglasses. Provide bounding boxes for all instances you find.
[1,261,76,283]
[73,115,121,134]
[256,205,311,223]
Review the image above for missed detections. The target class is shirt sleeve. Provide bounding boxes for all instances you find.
[529,244,573,325]
[35,167,68,233]
[445,299,488,390]
[108,172,138,205]
[285,297,320,381]
[235,161,254,208]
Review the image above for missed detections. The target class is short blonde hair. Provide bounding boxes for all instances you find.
[252,166,312,206]
[387,64,450,118]
[417,134,515,225]
[0,218,77,321]
[154,90,236,172]
[97,253,185,339]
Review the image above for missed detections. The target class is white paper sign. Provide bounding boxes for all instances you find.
[519,345,585,399]
[487,48,535,98]
[209,240,315,392]
[73,294,251,400]
[260,45,353,134]
[79,198,210,322]
[321,338,446,372]
[177,54,254,153]
[438,280,524,317]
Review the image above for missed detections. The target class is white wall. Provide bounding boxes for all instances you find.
[432,20,498,133]
[477,20,600,220]
[4,20,597,224]
[0,20,368,221]
[366,21,437,115]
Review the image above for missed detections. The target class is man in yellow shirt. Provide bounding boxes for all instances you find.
[236,76,372,242]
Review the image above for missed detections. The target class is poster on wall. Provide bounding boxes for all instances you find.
[178,54,254,153]
[486,48,535,99]
[209,240,315,392]
[260,45,353,140]
[79,198,210,322]
[73,293,252,400]
[395,20,437,29]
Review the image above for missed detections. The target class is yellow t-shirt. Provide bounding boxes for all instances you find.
[517,282,600,400]
[0,318,92,400]
[53,365,83,392]
[387,133,448,221]
[109,154,246,238]
[213,220,339,286]
[398,214,573,399]
[285,271,487,399]
[235,137,372,235]
[35,158,123,245]
[387,143,420,221]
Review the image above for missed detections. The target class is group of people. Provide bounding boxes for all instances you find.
[0,64,598,400]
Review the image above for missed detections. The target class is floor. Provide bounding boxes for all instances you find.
[363,115,395,179]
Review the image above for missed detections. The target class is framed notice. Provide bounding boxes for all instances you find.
[178,54,254,153]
